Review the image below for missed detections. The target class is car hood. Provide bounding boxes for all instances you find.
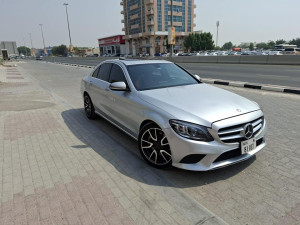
[138,83,260,127]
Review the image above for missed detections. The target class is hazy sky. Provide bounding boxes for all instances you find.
[0,0,299,48]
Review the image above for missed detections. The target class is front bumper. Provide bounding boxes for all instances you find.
[165,110,266,171]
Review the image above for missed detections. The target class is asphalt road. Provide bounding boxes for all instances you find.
[38,57,300,88]
[18,61,300,225]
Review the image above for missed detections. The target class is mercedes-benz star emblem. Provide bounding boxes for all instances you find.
[242,123,254,139]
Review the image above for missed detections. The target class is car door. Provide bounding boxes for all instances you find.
[87,66,101,107]
[89,63,112,116]
[106,63,139,135]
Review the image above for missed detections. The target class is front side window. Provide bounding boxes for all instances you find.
[127,63,199,91]
[98,63,112,82]
[92,67,100,78]
[109,64,127,83]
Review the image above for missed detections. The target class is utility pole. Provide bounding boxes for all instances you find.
[39,24,46,50]
[29,33,34,49]
[63,3,73,53]
[216,21,220,47]
[170,0,173,57]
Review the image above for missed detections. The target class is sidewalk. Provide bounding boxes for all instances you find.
[0,63,226,225]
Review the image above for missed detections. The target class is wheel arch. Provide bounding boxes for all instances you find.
[139,120,158,131]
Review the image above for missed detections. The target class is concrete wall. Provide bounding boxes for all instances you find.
[159,55,300,65]
[0,41,18,56]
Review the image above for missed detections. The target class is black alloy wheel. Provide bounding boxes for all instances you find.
[84,94,96,119]
[139,123,172,169]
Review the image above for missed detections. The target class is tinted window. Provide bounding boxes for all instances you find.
[98,63,112,82]
[127,63,198,91]
[109,64,127,83]
[92,67,100,78]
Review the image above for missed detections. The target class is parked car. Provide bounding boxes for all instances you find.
[228,51,240,55]
[268,51,283,55]
[154,53,162,57]
[282,48,300,55]
[81,59,266,171]
[36,55,43,60]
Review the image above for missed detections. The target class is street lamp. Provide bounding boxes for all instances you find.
[170,0,173,57]
[39,24,46,50]
[216,21,220,47]
[29,33,34,49]
[63,3,73,52]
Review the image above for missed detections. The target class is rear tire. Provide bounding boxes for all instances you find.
[84,94,96,119]
[138,123,172,169]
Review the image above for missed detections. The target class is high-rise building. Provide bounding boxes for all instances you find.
[121,0,196,56]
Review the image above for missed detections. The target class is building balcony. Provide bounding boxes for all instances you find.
[194,4,197,8]
[122,28,125,31]
[168,11,182,16]
[193,24,196,27]
[130,4,138,11]
[168,1,183,6]
[121,10,124,14]
[146,9,154,15]
[121,19,125,23]
[130,13,139,20]
[168,21,182,26]
[146,21,155,26]
[131,24,140,29]
[120,1,123,6]
[145,0,154,5]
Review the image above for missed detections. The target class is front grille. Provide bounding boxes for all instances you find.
[218,117,264,143]
[214,137,264,163]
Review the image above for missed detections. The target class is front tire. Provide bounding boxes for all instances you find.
[138,123,172,169]
[84,94,96,119]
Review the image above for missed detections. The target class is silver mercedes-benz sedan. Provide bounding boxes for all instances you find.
[81,59,266,171]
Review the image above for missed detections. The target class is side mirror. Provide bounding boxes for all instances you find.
[109,81,129,91]
[194,75,201,81]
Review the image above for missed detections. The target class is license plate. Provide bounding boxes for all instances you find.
[241,138,256,154]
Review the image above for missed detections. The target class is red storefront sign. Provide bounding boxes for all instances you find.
[98,35,125,46]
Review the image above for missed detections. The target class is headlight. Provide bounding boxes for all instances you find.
[170,120,214,142]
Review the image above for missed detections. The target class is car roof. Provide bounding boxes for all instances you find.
[103,59,173,66]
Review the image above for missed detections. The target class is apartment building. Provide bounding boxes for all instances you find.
[121,0,196,56]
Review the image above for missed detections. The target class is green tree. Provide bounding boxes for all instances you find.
[222,42,233,50]
[200,32,214,50]
[239,43,250,49]
[249,43,254,51]
[184,32,214,51]
[267,41,275,49]
[289,38,300,47]
[52,45,68,56]
[275,39,286,45]
[17,46,31,56]
[256,42,268,50]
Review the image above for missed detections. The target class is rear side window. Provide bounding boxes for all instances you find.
[92,67,100,78]
[98,63,112,82]
[109,64,127,83]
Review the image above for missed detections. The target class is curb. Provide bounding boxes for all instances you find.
[201,78,300,95]
[41,60,300,95]
[48,61,95,69]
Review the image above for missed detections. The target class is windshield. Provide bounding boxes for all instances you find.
[127,63,199,91]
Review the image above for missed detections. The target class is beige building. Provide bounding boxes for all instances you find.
[121,0,196,56]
